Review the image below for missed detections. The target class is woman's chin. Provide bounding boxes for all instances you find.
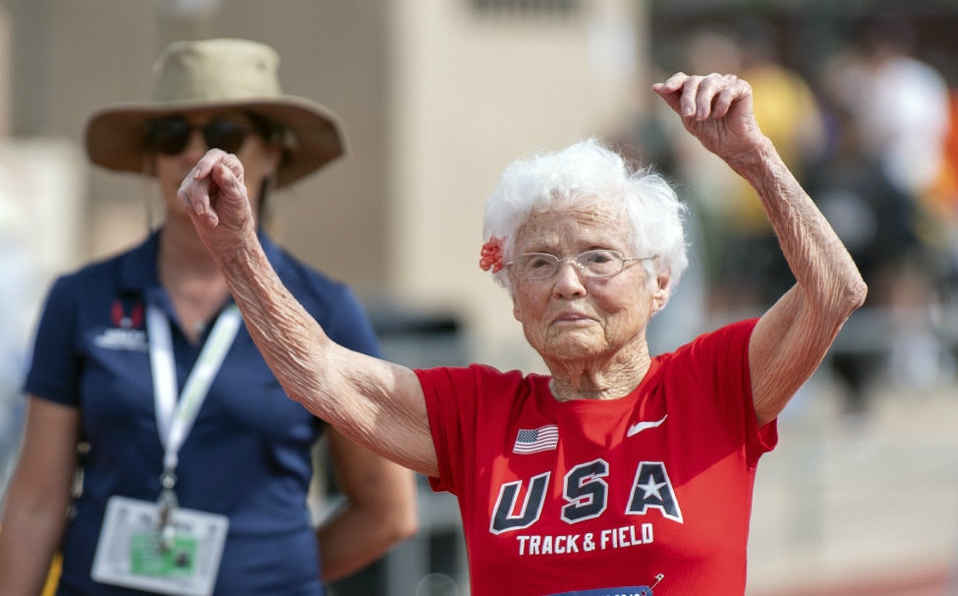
[542,334,606,362]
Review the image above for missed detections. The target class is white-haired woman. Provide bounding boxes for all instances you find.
[177,72,866,595]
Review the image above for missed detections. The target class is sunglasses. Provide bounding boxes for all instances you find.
[143,116,260,155]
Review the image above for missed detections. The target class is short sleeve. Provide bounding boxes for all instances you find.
[682,318,777,465]
[23,276,81,407]
[416,364,525,496]
[416,366,478,495]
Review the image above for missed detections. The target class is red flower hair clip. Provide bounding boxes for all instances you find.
[479,236,505,273]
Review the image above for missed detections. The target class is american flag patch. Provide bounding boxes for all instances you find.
[513,425,559,454]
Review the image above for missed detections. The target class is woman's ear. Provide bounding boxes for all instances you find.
[650,273,671,315]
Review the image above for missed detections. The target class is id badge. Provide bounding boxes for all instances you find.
[91,495,229,596]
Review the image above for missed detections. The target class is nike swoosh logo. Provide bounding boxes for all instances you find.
[627,414,668,437]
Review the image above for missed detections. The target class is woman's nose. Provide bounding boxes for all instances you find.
[181,129,208,159]
[552,260,587,298]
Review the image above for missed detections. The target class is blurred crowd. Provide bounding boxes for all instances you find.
[620,12,958,421]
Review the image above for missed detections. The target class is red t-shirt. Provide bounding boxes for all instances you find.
[417,319,777,596]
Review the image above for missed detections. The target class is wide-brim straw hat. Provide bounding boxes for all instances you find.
[84,38,345,188]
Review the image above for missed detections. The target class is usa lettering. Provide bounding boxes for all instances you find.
[515,524,653,556]
[490,459,683,535]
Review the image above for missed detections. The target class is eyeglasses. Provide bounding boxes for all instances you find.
[507,250,653,281]
[143,116,258,155]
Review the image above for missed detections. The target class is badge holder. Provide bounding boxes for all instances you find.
[91,468,229,596]
[91,305,241,596]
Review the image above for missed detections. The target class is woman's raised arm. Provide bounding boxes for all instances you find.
[178,150,439,476]
[654,72,867,426]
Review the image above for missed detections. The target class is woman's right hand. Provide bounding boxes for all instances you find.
[177,149,258,259]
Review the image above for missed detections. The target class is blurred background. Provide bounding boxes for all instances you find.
[0,0,956,594]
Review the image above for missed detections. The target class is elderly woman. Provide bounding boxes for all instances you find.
[178,73,866,595]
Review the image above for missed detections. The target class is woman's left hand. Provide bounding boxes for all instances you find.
[654,73,867,427]
[652,72,764,164]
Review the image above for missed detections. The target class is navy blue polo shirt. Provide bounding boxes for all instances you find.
[23,230,382,596]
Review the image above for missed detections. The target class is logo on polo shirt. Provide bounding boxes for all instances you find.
[111,300,143,329]
[94,300,148,351]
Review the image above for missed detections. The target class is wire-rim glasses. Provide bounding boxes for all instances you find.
[506,249,654,281]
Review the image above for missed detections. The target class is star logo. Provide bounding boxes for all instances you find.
[637,475,668,501]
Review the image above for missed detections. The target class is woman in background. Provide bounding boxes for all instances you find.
[0,38,417,596]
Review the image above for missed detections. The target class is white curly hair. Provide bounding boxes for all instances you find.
[482,137,689,302]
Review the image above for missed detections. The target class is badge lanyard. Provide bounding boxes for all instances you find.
[147,303,242,548]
